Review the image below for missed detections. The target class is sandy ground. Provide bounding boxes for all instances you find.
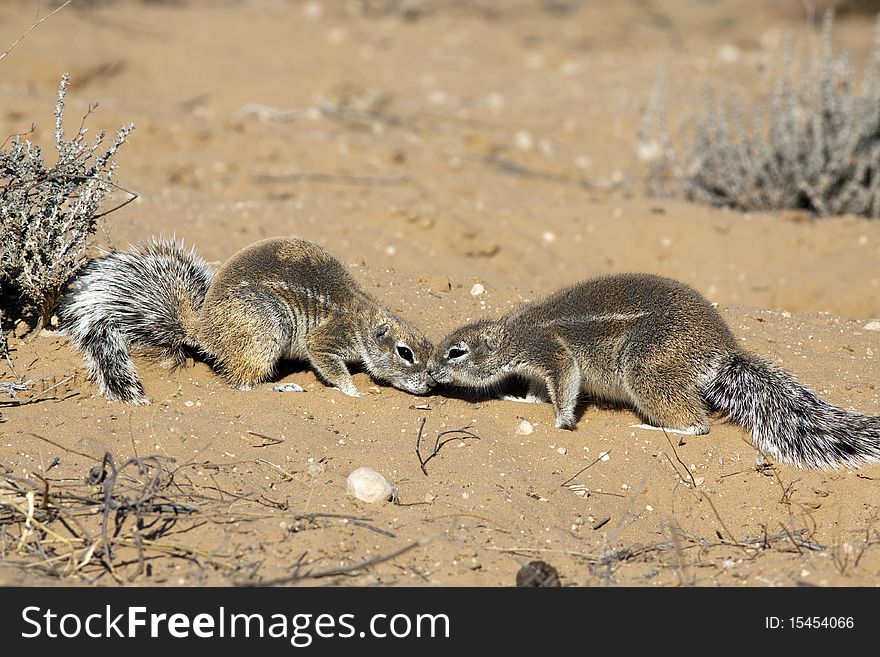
[2,0,880,586]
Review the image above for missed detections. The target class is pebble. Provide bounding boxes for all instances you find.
[346,467,394,503]
[516,420,534,435]
[515,561,560,587]
[470,283,485,296]
[514,130,534,151]
[863,321,880,331]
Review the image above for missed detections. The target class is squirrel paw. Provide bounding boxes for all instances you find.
[337,386,364,398]
[501,394,546,404]
[555,415,577,430]
[630,423,708,436]
[273,383,306,393]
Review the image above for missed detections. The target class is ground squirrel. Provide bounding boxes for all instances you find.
[59,236,433,404]
[427,273,880,469]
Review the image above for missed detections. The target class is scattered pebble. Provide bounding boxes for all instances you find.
[516,420,534,436]
[556,446,567,455]
[307,460,325,477]
[516,560,560,587]
[514,130,534,151]
[592,516,610,530]
[542,231,556,244]
[346,467,394,503]
[863,321,880,331]
[636,139,662,162]
[718,44,741,63]
[599,451,610,461]
[470,283,485,296]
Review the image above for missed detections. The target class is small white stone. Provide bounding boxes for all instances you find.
[694,476,705,486]
[308,461,325,477]
[486,93,505,109]
[346,467,394,503]
[516,420,534,436]
[303,1,322,20]
[636,139,662,162]
[556,447,567,455]
[184,401,194,408]
[621,483,629,490]
[645,505,653,512]
[599,451,610,461]
[542,231,556,243]
[514,130,534,151]
[470,283,485,296]
[863,321,880,331]
[718,44,741,63]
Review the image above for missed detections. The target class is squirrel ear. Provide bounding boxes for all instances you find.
[374,323,390,340]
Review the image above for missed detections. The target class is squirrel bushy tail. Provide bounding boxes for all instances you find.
[704,351,880,469]
[58,237,214,404]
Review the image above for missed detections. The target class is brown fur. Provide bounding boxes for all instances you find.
[428,274,737,430]
[197,237,433,396]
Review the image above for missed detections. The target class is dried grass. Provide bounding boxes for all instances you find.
[645,13,880,218]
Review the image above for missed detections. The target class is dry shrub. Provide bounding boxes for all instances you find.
[646,13,880,218]
[0,74,134,326]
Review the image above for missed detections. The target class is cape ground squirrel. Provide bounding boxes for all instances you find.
[427,273,880,469]
[59,236,433,404]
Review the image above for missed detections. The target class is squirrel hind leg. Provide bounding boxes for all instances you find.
[213,336,284,390]
[624,382,710,436]
[201,295,291,390]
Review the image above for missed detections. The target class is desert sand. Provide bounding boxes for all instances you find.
[2,0,880,586]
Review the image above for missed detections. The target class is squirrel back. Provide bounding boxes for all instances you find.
[57,237,214,404]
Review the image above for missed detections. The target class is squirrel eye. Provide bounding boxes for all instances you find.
[447,347,467,359]
[396,345,414,363]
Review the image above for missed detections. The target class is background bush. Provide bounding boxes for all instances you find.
[646,13,880,218]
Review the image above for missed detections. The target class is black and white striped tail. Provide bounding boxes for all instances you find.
[704,351,880,469]
[57,237,214,404]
